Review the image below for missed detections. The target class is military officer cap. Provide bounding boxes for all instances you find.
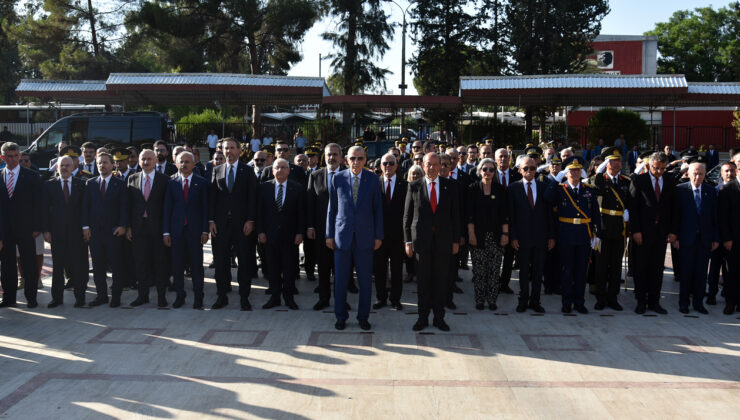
[680,149,698,159]
[103,143,116,151]
[600,146,622,161]
[484,137,495,145]
[60,145,81,158]
[524,145,543,158]
[261,144,275,156]
[698,144,707,153]
[562,155,585,170]
[506,145,513,149]
[524,143,534,149]
[112,148,130,162]
[312,141,323,148]
[354,136,364,145]
[396,137,409,147]
[549,156,562,165]
[305,147,319,156]
[687,155,707,165]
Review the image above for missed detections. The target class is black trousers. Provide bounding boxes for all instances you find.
[133,219,168,299]
[517,246,545,305]
[726,246,740,308]
[678,241,710,309]
[304,237,316,279]
[595,237,625,303]
[89,230,124,299]
[315,235,334,303]
[543,247,560,293]
[634,236,667,306]
[213,218,255,300]
[0,230,39,304]
[267,241,297,302]
[500,244,515,288]
[707,247,728,298]
[415,236,449,320]
[373,238,403,303]
[50,230,85,303]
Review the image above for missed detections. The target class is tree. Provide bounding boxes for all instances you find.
[474,0,510,77]
[645,2,739,82]
[587,108,649,148]
[322,0,393,140]
[506,0,609,134]
[0,0,21,103]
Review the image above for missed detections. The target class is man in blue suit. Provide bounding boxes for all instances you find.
[671,160,719,314]
[82,152,128,307]
[164,151,210,309]
[326,145,384,331]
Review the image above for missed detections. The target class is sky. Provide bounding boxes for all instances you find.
[287,0,735,95]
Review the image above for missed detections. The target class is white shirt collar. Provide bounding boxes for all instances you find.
[691,183,702,192]
[101,173,112,184]
[384,174,396,184]
[6,165,20,178]
[59,175,72,185]
[426,176,439,186]
[180,173,193,183]
[568,181,580,190]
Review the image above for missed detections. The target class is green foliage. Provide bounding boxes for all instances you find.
[587,108,649,147]
[460,120,525,147]
[389,117,418,130]
[645,2,740,82]
[299,118,339,143]
[0,0,20,103]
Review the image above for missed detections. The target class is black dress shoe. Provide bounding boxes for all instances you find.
[241,299,252,311]
[459,265,469,271]
[635,302,647,314]
[694,306,709,315]
[679,307,689,314]
[130,298,149,307]
[594,301,606,310]
[489,303,497,311]
[211,297,228,309]
[391,301,403,311]
[515,304,527,313]
[453,285,463,294]
[433,318,450,331]
[0,301,18,308]
[262,299,281,309]
[173,297,185,309]
[412,318,428,331]
[649,304,668,315]
[607,301,623,311]
[529,303,546,313]
[706,295,717,305]
[286,300,299,310]
[561,305,572,314]
[446,302,457,310]
[158,296,168,308]
[47,300,63,308]
[348,282,359,294]
[574,304,588,314]
[89,297,109,307]
[335,320,346,330]
[501,286,515,294]
[26,300,38,309]
[372,300,387,310]
[193,298,204,310]
[265,288,273,295]
[723,305,735,315]
[476,303,485,310]
[313,300,330,311]
[359,320,371,330]
[109,297,121,308]
[404,275,415,283]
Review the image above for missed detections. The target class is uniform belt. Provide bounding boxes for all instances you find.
[558,217,591,225]
[599,208,624,216]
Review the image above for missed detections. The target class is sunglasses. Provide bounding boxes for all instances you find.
[441,163,450,168]
[381,161,395,166]
[522,166,537,172]
[412,146,421,149]
[348,156,365,161]
[276,148,289,152]
[254,158,265,162]
[480,167,496,173]
[460,152,467,155]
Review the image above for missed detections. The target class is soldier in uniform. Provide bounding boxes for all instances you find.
[112,148,132,180]
[545,156,601,314]
[590,147,630,311]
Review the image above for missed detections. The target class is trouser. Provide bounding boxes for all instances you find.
[0,231,38,305]
[50,231,85,303]
[517,245,545,306]
[543,247,560,293]
[470,233,504,304]
[89,231,124,299]
[415,236,449,320]
[634,237,667,306]
[727,246,740,308]
[707,247,728,297]
[213,218,255,300]
[671,243,681,282]
[208,147,216,159]
[171,232,204,300]
[595,237,625,304]
[458,243,469,268]
[678,242,710,309]
[315,235,334,303]
[500,243,515,288]
[267,242,298,302]
[304,237,316,279]
[373,239,403,303]
[133,220,168,300]
[559,243,590,306]
[333,238,373,322]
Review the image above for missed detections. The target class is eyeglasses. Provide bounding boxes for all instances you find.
[276,148,289,152]
[381,161,395,166]
[522,166,537,172]
[348,156,365,161]
[460,152,467,156]
[480,167,496,173]
[412,146,421,149]
[275,166,289,170]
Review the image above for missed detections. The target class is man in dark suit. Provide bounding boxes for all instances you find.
[257,158,305,309]
[404,152,460,331]
[671,161,719,314]
[307,144,343,310]
[326,146,384,331]
[81,152,128,307]
[0,142,42,308]
[126,149,170,307]
[492,148,521,295]
[446,148,472,273]
[718,153,740,314]
[80,142,99,176]
[41,156,86,307]
[509,156,554,313]
[439,153,466,309]
[629,152,675,314]
[627,146,640,173]
[705,144,720,170]
[271,141,308,187]
[373,153,407,311]
[209,137,258,310]
[163,151,210,309]
[154,140,178,176]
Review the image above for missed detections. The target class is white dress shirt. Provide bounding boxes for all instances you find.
[383,174,396,198]
[523,179,537,204]
[140,170,155,191]
[180,173,193,189]
[499,168,510,185]
[649,172,663,194]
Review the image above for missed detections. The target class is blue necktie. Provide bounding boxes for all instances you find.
[227,165,235,192]
[694,188,701,214]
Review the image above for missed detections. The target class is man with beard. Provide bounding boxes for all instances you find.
[153,140,177,176]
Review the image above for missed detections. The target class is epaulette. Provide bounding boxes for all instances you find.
[582,182,595,188]
[619,174,631,181]
[81,170,92,175]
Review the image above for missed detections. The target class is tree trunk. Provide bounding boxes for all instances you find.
[247,32,261,138]
[341,5,359,145]
[87,0,99,57]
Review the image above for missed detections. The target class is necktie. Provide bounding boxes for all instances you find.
[100,178,106,200]
[430,181,437,213]
[227,165,235,192]
[63,179,70,202]
[654,178,661,202]
[527,181,534,208]
[143,175,151,201]
[257,169,262,179]
[386,179,391,203]
[6,170,15,198]
[329,171,335,186]
[502,172,507,187]
[694,188,701,214]
[183,178,189,203]
[352,175,359,205]
[276,183,283,211]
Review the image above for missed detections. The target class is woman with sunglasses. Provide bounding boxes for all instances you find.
[466,158,509,310]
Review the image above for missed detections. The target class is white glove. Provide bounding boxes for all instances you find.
[622,209,629,223]
[581,169,588,179]
[591,237,601,251]
[554,170,566,183]
[537,163,549,172]
[634,162,646,175]
[596,160,608,174]
[680,162,689,173]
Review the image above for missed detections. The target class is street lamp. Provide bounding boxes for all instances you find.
[384,0,413,138]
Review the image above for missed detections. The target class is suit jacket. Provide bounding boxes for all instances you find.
[155,161,177,177]
[326,169,384,251]
[705,150,720,170]
[627,150,640,169]
[262,163,308,187]
[403,177,461,254]
[492,168,521,187]
[127,171,169,236]
[209,160,257,227]
[718,179,740,244]
[256,179,306,246]
[41,176,85,237]
[629,172,676,239]
[82,175,128,233]
[0,166,42,236]
[307,167,337,239]
[379,175,407,244]
[163,174,209,238]
[672,182,719,248]
[508,179,554,248]
[80,161,98,176]
[466,180,508,248]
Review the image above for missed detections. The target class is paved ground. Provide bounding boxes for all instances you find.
[1,244,739,419]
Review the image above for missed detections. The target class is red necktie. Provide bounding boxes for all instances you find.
[183,178,189,225]
[430,181,437,214]
[386,179,391,203]
[654,178,661,202]
[100,179,106,200]
[502,172,507,187]
[527,182,534,208]
[63,179,70,203]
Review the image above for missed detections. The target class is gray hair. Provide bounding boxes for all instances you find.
[477,157,496,174]
[347,145,366,156]
[272,157,290,169]
[1,142,20,155]
[325,143,342,155]
[649,152,669,164]
[494,148,507,158]
[381,153,397,163]
[176,151,195,162]
[407,164,425,182]
[58,156,74,167]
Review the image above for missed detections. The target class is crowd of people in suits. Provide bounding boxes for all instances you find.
[1,134,739,332]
